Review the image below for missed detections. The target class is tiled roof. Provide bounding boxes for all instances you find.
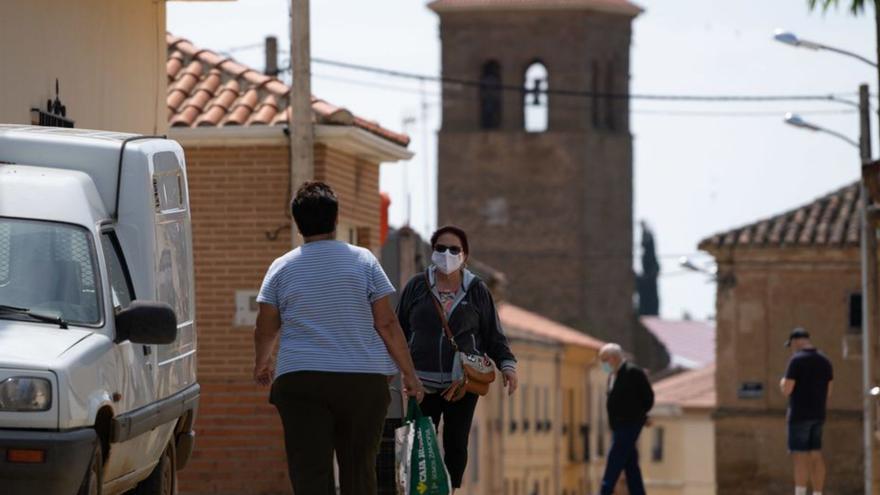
[499,303,604,350]
[699,181,861,250]
[428,0,643,15]
[166,34,409,147]
[653,365,716,411]
[640,317,715,369]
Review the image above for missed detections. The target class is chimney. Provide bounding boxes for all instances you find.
[264,36,278,77]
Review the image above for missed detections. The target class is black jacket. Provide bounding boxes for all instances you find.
[606,361,654,429]
[396,268,516,389]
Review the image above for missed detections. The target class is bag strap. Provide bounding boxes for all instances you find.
[405,397,423,422]
[424,272,459,352]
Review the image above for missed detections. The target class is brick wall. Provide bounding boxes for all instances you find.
[178,142,382,494]
[435,9,637,351]
[710,248,866,495]
[315,144,382,253]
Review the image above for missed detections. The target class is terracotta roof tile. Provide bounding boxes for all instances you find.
[700,182,861,250]
[165,33,410,146]
[498,303,604,350]
[653,365,716,410]
[251,95,279,125]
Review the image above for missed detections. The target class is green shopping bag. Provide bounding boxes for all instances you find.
[395,397,452,495]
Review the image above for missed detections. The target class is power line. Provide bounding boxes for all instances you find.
[312,72,859,117]
[302,57,861,107]
[632,108,857,117]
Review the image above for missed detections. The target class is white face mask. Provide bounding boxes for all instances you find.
[432,250,464,275]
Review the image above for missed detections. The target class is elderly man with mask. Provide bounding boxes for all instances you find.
[599,343,654,495]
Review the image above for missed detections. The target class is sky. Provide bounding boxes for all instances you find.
[168,0,877,321]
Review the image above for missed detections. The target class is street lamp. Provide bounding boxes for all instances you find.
[678,256,717,276]
[774,29,878,494]
[773,28,878,68]
[783,112,860,148]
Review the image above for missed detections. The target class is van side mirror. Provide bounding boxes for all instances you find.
[115,301,177,345]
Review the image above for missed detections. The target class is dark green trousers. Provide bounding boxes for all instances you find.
[270,371,390,495]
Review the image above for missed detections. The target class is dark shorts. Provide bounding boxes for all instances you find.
[788,420,824,452]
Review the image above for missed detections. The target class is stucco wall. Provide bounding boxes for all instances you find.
[642,411,716,495]
[0,0,166,134]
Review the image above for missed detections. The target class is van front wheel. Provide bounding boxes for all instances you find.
[132,441,176,495]
[78,441,103,495]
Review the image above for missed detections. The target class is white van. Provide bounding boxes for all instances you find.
[0,125,199,495]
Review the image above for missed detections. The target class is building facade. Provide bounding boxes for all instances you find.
[700,182,868,495]
[642,365,716,495]
[0,0,170,134]
[429,0,641,348]
[456,303,608,495]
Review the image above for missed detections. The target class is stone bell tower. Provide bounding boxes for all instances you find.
[429,0,642,345]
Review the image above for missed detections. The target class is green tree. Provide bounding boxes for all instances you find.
[807,0,873,14]
[807,0,879,154]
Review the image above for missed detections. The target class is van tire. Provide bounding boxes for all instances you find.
[132,441,176,495]
[78,441,103,495]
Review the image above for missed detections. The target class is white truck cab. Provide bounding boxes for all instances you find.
[0,125,199,495]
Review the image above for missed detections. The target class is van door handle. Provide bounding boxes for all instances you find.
[143,345,152,356]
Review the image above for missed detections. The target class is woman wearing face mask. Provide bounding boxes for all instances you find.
[396,225,518,491]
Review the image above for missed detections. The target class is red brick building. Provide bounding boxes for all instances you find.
[164,35,412,494]
[700,182,866,494]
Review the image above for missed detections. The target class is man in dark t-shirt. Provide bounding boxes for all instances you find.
[779,327,834,495]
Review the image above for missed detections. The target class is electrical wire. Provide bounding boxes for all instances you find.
[312,73,860,118]
[300,57,862,107]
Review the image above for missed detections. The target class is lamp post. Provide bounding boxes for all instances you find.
[783,112,861,148]
[774,29,880,495]
[782,86,875,495]
[774,29,878,68]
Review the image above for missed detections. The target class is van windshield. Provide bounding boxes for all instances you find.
[0,218,101,325]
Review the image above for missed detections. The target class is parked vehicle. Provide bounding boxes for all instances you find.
[0,125,199,495]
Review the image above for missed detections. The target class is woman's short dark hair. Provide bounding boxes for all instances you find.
[430,225,469,255]
[291,181,338,237]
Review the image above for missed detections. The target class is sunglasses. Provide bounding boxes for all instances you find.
[434,244,463,255]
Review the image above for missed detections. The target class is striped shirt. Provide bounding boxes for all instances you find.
[256,240,397,377]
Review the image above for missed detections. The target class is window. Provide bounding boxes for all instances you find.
[498,385,506,432]
[523,62,548,132]
[336,223,360,245]
[604,59,616,131]
[534,384,542,431]
[152,151,186,214]
[543,387,551,431]
[0,219,100,324]
[591,60,601,128]
[522,384,530,432]
[101,232,134,311]
[480,61,503,129]
[849,293,862,334]
[509,385,518,433]
[582,424,591,462]
[652,426,665,462]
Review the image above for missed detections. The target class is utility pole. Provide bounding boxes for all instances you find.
[289,0,314,248]
[859,82,877,495]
